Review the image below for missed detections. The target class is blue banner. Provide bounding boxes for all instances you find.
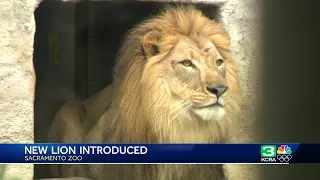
[0,143,311,164]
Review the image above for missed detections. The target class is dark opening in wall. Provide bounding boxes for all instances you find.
[33,0,219,178]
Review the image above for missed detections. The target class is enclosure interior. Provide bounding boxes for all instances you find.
[33,0,218,178]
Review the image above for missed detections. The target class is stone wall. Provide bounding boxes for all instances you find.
[220,0,260,179]
[0,0,36,179]
[0,0,260,179]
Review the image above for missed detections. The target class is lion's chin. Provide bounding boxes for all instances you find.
[191,106,226,121]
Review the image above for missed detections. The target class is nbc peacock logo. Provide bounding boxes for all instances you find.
[276,145,292,163]
[277,145,292,155]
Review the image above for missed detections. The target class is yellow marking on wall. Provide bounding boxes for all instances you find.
[48,32,60,65]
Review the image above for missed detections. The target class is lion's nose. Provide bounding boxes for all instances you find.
[206,84,228,97]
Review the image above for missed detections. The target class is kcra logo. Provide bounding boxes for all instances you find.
[261,145,292,163]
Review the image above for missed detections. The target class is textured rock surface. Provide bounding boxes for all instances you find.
[37,178,92,180]
[0,0,259,179]
[220,0,260,179]
[0,0,36,179]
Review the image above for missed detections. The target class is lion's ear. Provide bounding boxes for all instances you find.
[141,31,161,58]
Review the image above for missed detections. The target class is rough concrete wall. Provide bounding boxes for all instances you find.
[0,0,36,179]
[220,0,261,179]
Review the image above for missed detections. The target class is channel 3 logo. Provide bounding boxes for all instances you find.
[261,145,293,163]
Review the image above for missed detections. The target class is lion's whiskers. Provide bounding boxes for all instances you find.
[168,103,192,127]
[162,100,189,117]
[153,100,189,134]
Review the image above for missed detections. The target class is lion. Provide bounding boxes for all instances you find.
[47,4,242,180]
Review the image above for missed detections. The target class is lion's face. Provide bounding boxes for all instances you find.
[167,37,228,121]
[142,36,230,122]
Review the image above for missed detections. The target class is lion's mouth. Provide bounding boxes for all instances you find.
[194,102,224,109]
[205,103,224,108]
[191,96,227,109]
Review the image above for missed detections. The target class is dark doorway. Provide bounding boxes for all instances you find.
[33,0,219,178]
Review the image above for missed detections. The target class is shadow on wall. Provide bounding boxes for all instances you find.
[33,0,218,178]
[258,0,320,179]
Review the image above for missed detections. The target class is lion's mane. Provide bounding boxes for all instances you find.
[48,4,242,180]
[94,5,242,143]
[86,5,242,180]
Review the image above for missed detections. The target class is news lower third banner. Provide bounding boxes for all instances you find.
[0,143,316,164]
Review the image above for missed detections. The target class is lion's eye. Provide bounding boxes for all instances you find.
[180,59,193,67]
[215,59,224,66]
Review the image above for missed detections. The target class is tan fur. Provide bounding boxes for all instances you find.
[46,101,88,177]
[47,5,242,180]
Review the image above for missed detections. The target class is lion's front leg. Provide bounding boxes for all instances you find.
[46,101,89,178]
